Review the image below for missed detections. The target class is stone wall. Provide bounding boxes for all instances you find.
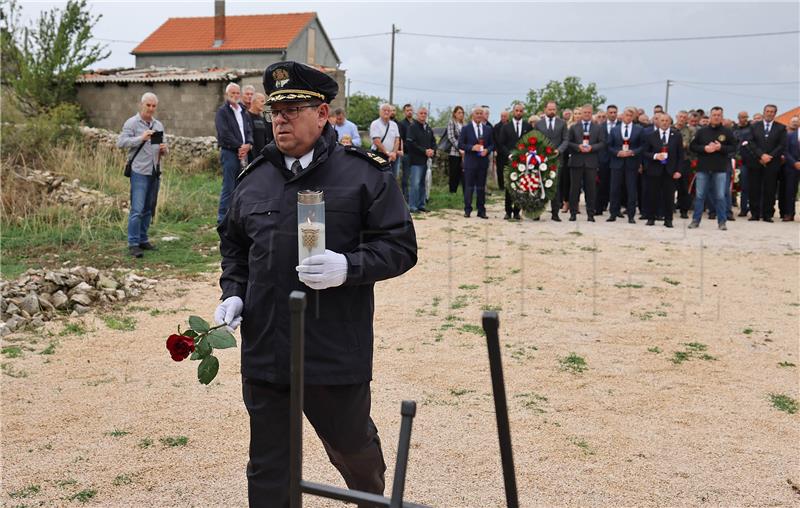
[76,80,227,138]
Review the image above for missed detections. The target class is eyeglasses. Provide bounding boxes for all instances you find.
[266,104,319,122]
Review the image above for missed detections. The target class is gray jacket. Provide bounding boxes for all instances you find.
[534,116,569,154]
[117,113,164,176]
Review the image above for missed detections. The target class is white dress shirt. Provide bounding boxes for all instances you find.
[284,149,315,173]
[229,103,246,144]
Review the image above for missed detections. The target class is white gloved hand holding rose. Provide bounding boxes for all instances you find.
[296,249,348,290]
[214,296,243,332]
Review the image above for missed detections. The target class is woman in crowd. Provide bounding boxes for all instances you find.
[446,105,465,193]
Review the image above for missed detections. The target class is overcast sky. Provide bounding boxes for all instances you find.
[18,1,800,121]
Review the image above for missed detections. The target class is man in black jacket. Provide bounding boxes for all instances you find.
[405,106,437,212]
[215,82,253,223]
[500,103,532,219]
[493,109,510,191]
[216,61,417,506]
[642,113,685,227]
[688,106,737,230]
[747,104,787,222]
[567,104,606,221]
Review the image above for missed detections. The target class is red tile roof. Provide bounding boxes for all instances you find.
[132,12,315,54]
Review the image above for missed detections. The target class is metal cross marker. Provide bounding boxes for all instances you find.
[288,291,429,508]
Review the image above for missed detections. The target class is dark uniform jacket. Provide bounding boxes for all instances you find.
[642,127,685,176]
[218,124,418,385]
[689,124,737,172]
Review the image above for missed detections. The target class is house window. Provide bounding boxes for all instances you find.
[307,27,316,64]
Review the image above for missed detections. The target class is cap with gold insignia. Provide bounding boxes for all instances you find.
[263,61,338,105]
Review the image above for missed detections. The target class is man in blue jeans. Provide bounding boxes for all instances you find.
[404,106,437,212]
[689,106,737,230]
[215,83,253,224]
[118,92,167,258]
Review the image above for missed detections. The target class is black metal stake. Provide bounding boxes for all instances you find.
[389,400,417,508]
[289,290,307,508]
[289,290,429,508]
[482,311,519,508]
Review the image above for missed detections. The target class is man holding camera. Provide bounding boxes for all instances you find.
[117,92,167,258]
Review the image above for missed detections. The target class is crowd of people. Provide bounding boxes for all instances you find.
[327,101,799,230]
[118,83,798,257]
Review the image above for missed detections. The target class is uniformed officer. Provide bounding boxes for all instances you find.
[214,61,418,506]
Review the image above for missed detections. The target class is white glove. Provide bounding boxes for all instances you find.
[214,296,243,331]
[296,249,348,290]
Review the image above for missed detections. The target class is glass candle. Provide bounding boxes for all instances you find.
[297,190,325,264]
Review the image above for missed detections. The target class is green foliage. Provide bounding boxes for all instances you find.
[524,76,606,116]
[103,315,136,332]
[346,92,386,130]
[160,436,188,447]
[2,346,23,358]
[69,489,97,502]
[9,484,40,498]
[0,0,109,113]
[559,353,588,373]
[769,393,798,414]
[137,438,153,449]
[1,99,82,166]
[59,322,87,336]
[197,355,219,385]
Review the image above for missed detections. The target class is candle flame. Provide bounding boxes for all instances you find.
[307,216,312,224]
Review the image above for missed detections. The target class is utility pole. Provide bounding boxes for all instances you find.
[664,79,672,113]
[389,24,398,104]
[346,78,351,110]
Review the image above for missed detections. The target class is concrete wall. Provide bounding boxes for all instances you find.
[76,81,227,138]
[135,51,283,70]
[285,18,339,68]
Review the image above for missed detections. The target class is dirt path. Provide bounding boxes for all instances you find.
[2,202,799,507]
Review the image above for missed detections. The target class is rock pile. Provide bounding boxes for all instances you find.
[81,126,219,168]
[13,169,115,212]
[0,267,157,336]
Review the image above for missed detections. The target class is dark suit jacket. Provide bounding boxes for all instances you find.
[785,130,800,168]
[458,122,494,171]
[598,121,619,165]
[493,121,510,157]
[642,128,685,177]
[608,122,644,170]
[750,121,787,171]
[500,119,533,153]
[567,121,606,169]
[215,102,253,152]
[534,116,569,154]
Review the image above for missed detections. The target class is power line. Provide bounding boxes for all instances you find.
[399,29,799,44]
[675,79,800,86]
[351,79,522,96]
[94,37,139,44]
[673,82,796,102]
[330,32,391,41]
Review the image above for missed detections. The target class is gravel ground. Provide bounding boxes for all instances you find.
[2,200,799,507]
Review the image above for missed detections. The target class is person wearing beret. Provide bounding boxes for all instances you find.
[215,61,418,506]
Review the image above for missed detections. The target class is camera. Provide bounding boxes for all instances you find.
[150,130,164,144]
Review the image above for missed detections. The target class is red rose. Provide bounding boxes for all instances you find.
[517,143,525,150]
[691,160,698,169]
[545,147,553,154]
[519,154,526,162]
[511,161,518,168]
[166,334,195,362]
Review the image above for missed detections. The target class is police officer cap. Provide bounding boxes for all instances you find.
[263,61,338,105]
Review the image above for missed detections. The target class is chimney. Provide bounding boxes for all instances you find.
[213,0,225,48]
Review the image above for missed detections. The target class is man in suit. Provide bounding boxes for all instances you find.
[596,105,618,215]
[642,113,685,227]
[215,82,253,224]
[566,104,606,221]
[458,106,494,218]
[535,101,569,222]
[494,110,510,192]
[747,104,787,222]
[607,107,644,223]
[501,103,532,219]
[783,121,800,221]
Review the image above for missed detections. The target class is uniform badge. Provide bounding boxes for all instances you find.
[718,135,726,142]
[272,68,290,88]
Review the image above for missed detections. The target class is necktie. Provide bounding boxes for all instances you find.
[583,122,589,133]
[765,122,771,137]
[624,125,629,138]
[661,131,667,144]
[549,118,553,131]
[516,120,521,137]
[291,159,302,175]
[478,124,483,138]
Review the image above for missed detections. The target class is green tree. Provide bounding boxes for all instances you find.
[345,92,385,130]
[523,76,606,115]
[428,107,454,130]
[1,0,109,114]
